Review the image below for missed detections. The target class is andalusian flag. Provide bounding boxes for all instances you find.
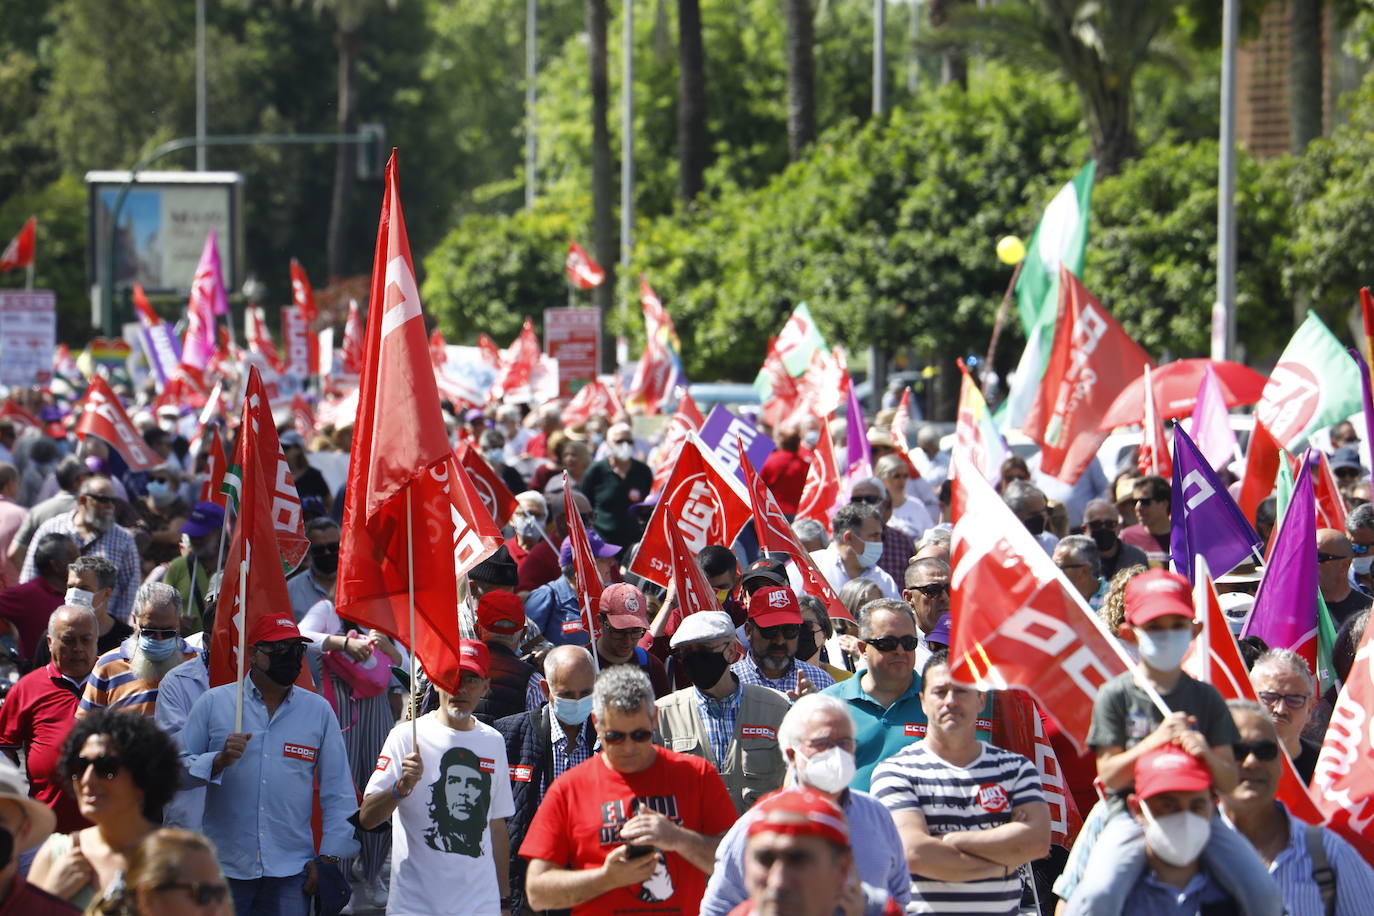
[1257,311,1362,449]
[753,303,828,402]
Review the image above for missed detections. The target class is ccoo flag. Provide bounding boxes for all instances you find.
[1257,311,1362,449]
[1169,423,1262,583]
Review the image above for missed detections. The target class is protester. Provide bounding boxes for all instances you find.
[872,651,1050,915]
[493,645,599,914]
[279,431,331,511]
[1248,648,1321,783]
[1002,479,1058,554]
[732,585,835,698]
[0,464,25,588]
[505,490,549,570]
[847,477,916,585]
[642,545,746,684]
[0,605,96,835]
[900,557,951,669]
[580,423,653,548]
[1120,476,1171,567]
[796,594,849,681]
[56,555,130,662]
[1317,528,1371,625]
[523,534,619,648]
[791,517,827,553]
[875,454,933,541]
[0,755,74,914]
[473,590,540,723]
[29,710,179,910]
[481,428,528,495]
[77,583,195,720]
[700,694,911,916]
[1054,535,1104,608]
[360,640,514,916]
[285,517,340,622]
[22,477,139,622]
[178,613,359,916]
[654,611,789,813]
[516,491,585,594]
[759,423,809,516]
[159,501,223,631]
[89,828,232,916]
[8,455,89,568]
[129,462,190,575]
[152,584,212,832]
[1081,499,1148,579]
[793,503,900,599]
[0,531,75,659]
[520,666,737,915]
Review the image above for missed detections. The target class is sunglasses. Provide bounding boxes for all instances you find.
[154,882,230,906]
[1257,690,1309,710]
[73,754,123,781]
[1352,543,1371,556]
[865,634,920,653]
[850,494,883,506]
[1317,552,1353,564]
[256,642,306,660]
[907,582,948,599]
[139,627,179,641]
[603,625,647,640]
[757,624,801,640]
[1133,497,1158,507]
[1231,740,1280,762]
[602,728,654,745]
[1085,519,1119,531]
[83,493,116,505]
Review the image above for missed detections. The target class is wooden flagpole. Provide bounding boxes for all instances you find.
[407,488,418,746]
[235,547,247,732]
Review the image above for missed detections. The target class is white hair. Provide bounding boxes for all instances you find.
[778,694,854,755]
[1251,648,1316,696]
[592,665,655,718]
[135,581,182,617]
[516,491,548,515]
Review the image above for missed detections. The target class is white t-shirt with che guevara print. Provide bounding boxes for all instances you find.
[366,713,515,916]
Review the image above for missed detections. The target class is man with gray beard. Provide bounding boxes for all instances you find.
[77,581,196,719]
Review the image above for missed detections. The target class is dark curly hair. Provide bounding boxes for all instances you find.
[60,709,180,822]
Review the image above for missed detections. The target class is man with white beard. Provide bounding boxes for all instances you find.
[77,581,196,719]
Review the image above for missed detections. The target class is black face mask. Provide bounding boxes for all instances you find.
[0,827,12,871]
[311,548,339,576]
[679,651,729,691]
[262,648,304,687]
[1023,514,1046,536]
[795,627,818,661]
[1089,527,1118,553]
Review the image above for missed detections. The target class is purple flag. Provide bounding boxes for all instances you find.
[1170,422,1262,583]
[138,316,182,389]
[1348,348,1374,466]
[845,377,870,474]
[181,229,229,371]
[1188,363,1237,472]
[1242,454,1319,659]
[698,403,775,486]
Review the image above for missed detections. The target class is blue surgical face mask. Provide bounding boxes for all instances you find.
[146,480,175,507]
[139,634,179,660]
[552,694,594,726]
[857,539,884,570]
[1133,627,1193,672]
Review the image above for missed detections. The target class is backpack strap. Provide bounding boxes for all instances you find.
[634,646,648,667]
[1306,823,1336,916]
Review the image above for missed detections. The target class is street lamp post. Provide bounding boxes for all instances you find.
[1214,0,1239,362]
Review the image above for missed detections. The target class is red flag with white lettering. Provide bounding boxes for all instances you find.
[454,440,518,526]
[75,376,162,471]
[1023,268,1152,484]
[949,454,1134,752]
[246,307,286,373]
[566,241,605,289]
[738,442,852,622]
[199,426,228,508]
[1313,621,1374,865]
[758,337,801,430]
[338,150,469,694]
[563,473,604,643]
[562,380,624,427]
[291,394,316,443]
[236,367,310,568]
[651,391,705,496]
[796,415,840,535]
[1182,557,1326,825]
[663,505,721,618]
[290,258,319,324]
[629,432,754,589]
[992,690,1083,847]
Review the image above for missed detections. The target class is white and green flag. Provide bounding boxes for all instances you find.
[753,302,829,401]
[1257,311,1363,449]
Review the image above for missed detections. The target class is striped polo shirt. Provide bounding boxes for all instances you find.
[871,741,1043,915]
[76,637,196,720]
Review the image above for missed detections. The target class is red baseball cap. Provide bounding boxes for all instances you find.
[457,639,490,679]
[476,591,525,636]
[748,585,803,628]
[747,788,849,848]
[599,583,649,629]
[248,614,307,645]
[1124,569,1195,626]
[1133,745,1212,801]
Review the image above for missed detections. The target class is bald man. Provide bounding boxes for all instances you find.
[1317,528,1371,625]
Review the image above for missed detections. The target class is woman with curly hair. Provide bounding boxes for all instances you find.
[29,710,179,910]
[87,828,230,916]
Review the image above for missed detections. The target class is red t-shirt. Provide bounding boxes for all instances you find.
[759,449,811,516]
[517,539,561,593]
[519,747,738,916]
[0,663,87,833]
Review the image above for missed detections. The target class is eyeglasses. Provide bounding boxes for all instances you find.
[1231,740,1280,762]
[603,625,647,640]
[256,642,306,661]
[149,477,173,485]
[73,754,122,781]
[1257,690,1309,710]
[802,736,857,752]
[153,882,230,906]
[1056,563,1089,571]
[906,583,948,599]
[850,494,883,506]
[602,728,654,745]
[1085,519,1119,531]
[83,493,116,505]
[865,634,920,653]
[139,627,179,641]
[1133,497,1158,507]
[1352,542,1371,556]
[310,544,340,556]
[757,624,801,640]
[1317,552,1353,564]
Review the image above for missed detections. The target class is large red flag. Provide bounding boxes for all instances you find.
[337,150,468,694]
[758,337,801,429]
[795,416,840,534]
[662,506,721,619]
[562,380,624,426]
[629,432,754,589]
[454,440,518,526]
[949,454,1134,752]
[0,217,35,272]
[738,442,852,622]
[651,391,705,496]
[1023,268,1152,484]
[1313,621,1374,865]
[1238,418,1281,525]
[565,241,605,289]
[992,691,1083,848]
[199,426,228,508]
[625,333,674,416]
[289,258,319,324]
[1312,451,1348,531]
[75,377,162,471]
[563,474,605,643]
[210,400,314,691]
[237,367,310,568]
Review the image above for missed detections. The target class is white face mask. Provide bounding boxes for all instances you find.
[65,587,94,608]
[483,448,505,465]
[1139,801,1211,867]
[1133,627,1193,671]
[803,429,820,448]
[799,746,855,794]
[611,442,634,462]
[856,539,883,570]
[514,515,545,540]
[1353,556,1373,577]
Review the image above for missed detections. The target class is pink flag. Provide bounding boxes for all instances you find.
[1188,363,1237,472]
[181,229,229,371]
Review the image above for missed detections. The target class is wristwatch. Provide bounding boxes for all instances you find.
[317,855,341,865]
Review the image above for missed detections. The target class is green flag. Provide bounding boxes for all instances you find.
[1257,311,1363,449]
[753,302,829,401]
[1015,161,1096,339]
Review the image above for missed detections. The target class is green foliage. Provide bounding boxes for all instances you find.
[0,174,96,340]
[1087,140,1293,361]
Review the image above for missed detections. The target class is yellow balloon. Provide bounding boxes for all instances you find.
[996,235,1026,266]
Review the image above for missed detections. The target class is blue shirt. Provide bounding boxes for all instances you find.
[1265,802,1374,916]
[821,670,994,791]
[549,706,596,783]
[179,679,360,879]
[694,678,743,767]
[522,577,591,648]
[731,653,834,696]
[1121,869,1231,916]
[699,788,911,916]
[156,653,209,831]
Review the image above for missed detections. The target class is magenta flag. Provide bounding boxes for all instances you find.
[181,229,229,370]
[1188,363,1237,472]
[1242,454,1319,661]
[845,373,871,475]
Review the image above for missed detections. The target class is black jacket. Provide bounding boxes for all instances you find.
[474,642,536,726]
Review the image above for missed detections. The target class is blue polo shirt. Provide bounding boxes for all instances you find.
[821,670,994,791]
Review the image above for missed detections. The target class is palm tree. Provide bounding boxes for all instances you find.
[1289,0,1323,152]
[677,0,709,200]
[783,0,817,160]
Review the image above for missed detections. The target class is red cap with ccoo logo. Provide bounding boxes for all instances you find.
[248,614,307,644]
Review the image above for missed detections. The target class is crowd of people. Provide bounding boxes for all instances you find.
[0,387,1370,916]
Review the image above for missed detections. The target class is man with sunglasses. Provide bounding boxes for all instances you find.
[1249,649,1321,783]
[21,477,139,624]
[1346,503,1374,597]
[1317,528,1371,626]
[521,666,737,915]
[77,582,195,721]
[901,558,951,671]
[595,583,672,698]
[1120,476,1172,568]
[847,478,917,587]
[1080,499,1148,580]
[732,586,834,699]
[1221,699,1374,915]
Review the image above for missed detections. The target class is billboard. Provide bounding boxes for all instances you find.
[85,170,245,295]
[544,307,600,397]
[0,291,56,388]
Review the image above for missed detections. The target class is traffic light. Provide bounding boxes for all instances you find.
[357,123,386,180]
